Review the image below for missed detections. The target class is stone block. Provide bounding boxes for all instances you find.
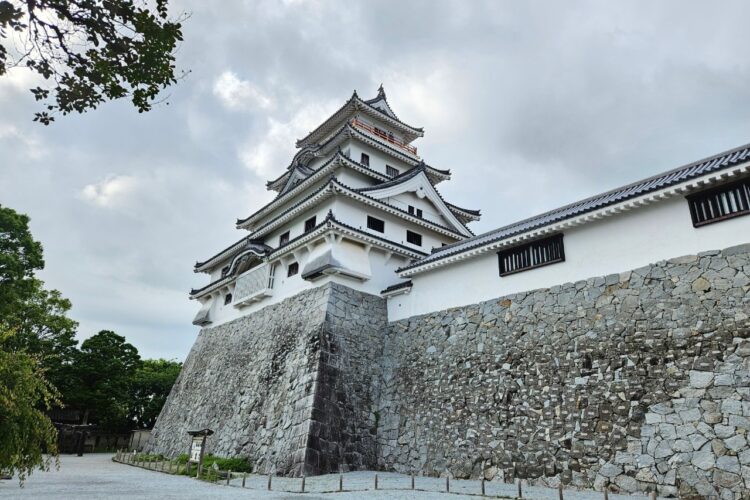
[688,370,713,389]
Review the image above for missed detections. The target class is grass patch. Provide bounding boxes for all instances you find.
[134,453,165,462]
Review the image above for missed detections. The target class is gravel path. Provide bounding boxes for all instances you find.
[0,454,655,499]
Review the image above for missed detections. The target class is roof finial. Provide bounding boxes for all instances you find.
[377,83,385,96]
[352,89,359,98]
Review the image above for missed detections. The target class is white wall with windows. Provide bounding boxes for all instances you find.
[344,141,414,178]
[201,239,412,327]
[331,197,458,252]
[388,193,750,320]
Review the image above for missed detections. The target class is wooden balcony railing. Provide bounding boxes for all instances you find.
[351,118,418,156]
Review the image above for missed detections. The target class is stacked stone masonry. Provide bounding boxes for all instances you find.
[378,244,750,499]
[150,244,750,498]
[148,283,387,476]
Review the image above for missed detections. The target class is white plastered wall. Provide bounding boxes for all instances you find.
[388,196,750,320]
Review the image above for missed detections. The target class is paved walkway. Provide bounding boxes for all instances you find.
[0,454,653,499]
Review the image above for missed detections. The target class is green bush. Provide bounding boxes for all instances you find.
[202,454,252,473]
[170,453,251,478]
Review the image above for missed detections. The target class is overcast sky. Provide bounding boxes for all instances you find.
[1,0,749,360]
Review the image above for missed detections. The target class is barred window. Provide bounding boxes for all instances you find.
[386,165,399,177]
[367,216,385,233]
[406,230,422,246]
[687,179,750,227]
[360,153,369,166]
[498,234,565,276]
[224,293,232,305]
[408,205,423,218]
[279,231,290,245]
[304,216,316,233]
[287,262,299,277]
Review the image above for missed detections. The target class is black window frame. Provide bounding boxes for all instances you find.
[360,153,369,166]
[367,216,385,233]
[686,179,750,227]
[279,231,290,245]
[287,262,299,277]
[304,216,317,233]
[224,293,233,305]
[407,205,423,218]
[406,230,422,246]
[498,234,565,277]
[386,165,399,178]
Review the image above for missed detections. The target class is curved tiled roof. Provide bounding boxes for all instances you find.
[296,88,424,148]
[244,176,470,240]
[446,202,481,217]
[380,280,413,295]
[192,210,429,297]
[400,142,750,274]
[194,238,270,272]
[238,151,390,228]
[358,164,477,235]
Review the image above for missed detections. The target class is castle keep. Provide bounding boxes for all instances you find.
[149,88,750,498]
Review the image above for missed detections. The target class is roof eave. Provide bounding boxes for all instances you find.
[399,152,750,277]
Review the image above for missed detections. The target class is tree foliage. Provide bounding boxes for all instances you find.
[0,204,183,480]
[66,330,141,430]
[0,329,59,484]
[0,0,185,124]
[0,205,44,311]
[0,205,78,391]
[129,358,181,429]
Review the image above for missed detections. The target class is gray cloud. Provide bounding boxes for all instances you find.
[1,0,749,359]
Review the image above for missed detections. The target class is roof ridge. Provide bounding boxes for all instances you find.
[401,141,750,273]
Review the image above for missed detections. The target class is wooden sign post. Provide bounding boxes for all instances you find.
[186,428,214,479]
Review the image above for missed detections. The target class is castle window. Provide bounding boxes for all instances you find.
[408,205,423,218]
[498,234,565,276]
[687,179,750,227]
[406,230,422,246]
[386,165,399,178]
[304,216,317,233]
[279,231,290,245]
[287,262,299,277]
[360,153,369,166]
[367,216,385,233]
[224,293,232,305]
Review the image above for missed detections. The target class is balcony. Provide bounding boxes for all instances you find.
[233,264,275,306]
[351,118,418,156]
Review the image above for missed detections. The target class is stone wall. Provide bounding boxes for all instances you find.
[377,244,750,498]
[148,283,387,476]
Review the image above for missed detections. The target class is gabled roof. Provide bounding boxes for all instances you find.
[245,176,471,240]
[399,141,750,276]
[296,87,424,148]
[278,164,315,196]
[363,85,399,120]
[194,238,271,273]
[358,165,477,237]
[239,151,391,229]
[303,121,421,166]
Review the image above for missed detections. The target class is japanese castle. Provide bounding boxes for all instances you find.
[191,86,750,328]
[190,86,481,326]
